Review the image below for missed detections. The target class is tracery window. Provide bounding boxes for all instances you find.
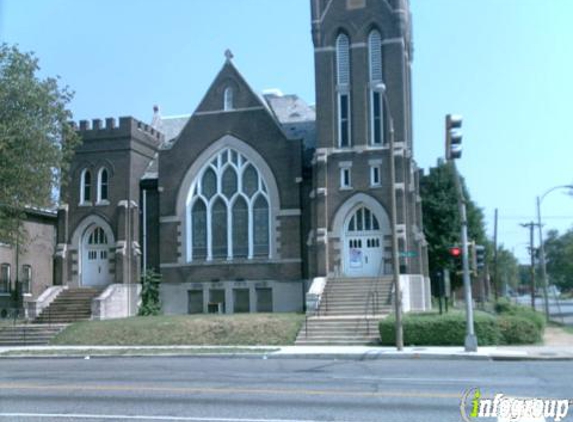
[187,148,270,261]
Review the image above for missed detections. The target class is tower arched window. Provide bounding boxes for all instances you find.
[97,168,109,203]
[187,148,271,261]
[224,87,234,111]
[80,169,92,204]
[336,33,351,147]
[368,30,384,145]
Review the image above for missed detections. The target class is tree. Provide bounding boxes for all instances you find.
[544,228,573,292]
[0,43,80,244]
[495,245,520,295]
[420,160,487,287]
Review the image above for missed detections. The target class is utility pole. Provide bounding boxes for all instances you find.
[521,222,538,310]
[493,208,499,300]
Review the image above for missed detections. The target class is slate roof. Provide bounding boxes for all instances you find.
[263,93,316,151]
[141,93,317,181]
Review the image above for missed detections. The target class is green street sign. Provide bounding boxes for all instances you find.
[399,251,417,258]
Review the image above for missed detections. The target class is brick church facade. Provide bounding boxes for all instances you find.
[52,0,430,318]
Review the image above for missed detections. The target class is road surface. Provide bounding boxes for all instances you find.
[0,357,572,421]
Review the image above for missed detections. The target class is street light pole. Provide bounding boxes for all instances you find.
[377,83,403,351]
[537,184,573,322]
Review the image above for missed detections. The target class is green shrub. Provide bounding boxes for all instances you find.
[138,269,162,316]
[495,298,545,331]
[497,315,542,345]
[379,311,501,346]
[379,309,543,346]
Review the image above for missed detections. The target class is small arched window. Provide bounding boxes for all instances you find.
[97,168,109,203]
[81,169,92,204]
[224,87,234,111]
[336,33,351,147]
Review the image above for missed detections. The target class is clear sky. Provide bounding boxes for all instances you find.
[1,0,572,263]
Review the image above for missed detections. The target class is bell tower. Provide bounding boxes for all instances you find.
[309,0,426,283]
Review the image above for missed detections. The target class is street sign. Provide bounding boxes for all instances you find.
[399,251,417,258]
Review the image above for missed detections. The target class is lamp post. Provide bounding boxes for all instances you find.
[536,185,573,322]
[376,83,403,351]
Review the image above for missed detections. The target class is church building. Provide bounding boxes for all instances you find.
[50,0,430,323]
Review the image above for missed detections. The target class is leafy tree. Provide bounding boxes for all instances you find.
[544,228,573,292]
[420,160,486,287]
[494,245,520,294]
[0,43,80,243]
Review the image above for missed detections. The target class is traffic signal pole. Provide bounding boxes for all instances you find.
[451,161,478,352]
[445,114,477,352]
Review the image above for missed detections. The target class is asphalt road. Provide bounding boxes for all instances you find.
[0,357,572,422]
[515,297,573,324]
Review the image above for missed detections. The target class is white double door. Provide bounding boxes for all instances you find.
[82,227,110,287]
[345,235,383,277]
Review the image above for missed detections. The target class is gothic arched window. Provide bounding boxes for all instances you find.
[224,87,234,111]
[81,169,92,204]
[368,30,384,145]
[187,148,271,261]
[336,33,351,148]
[97,168,109,203]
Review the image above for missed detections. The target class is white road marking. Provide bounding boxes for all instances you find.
[0,414,351,422]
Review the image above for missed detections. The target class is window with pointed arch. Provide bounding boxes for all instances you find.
[224,87,234,111]
[336,32,351,147]
[97,168,109,203]
[80,169,92,204]
[187,148,270,261]
[347,207,380,233]
[368,29,385,145]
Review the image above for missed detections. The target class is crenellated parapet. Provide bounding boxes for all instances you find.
[73,116,164,145]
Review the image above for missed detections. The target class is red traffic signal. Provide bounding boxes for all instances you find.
[449,246,462,257]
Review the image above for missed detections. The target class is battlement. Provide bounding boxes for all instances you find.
[72,116,164,143]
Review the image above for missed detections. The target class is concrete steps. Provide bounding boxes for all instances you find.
[34,288,101,324]
[317,277,393,317]
[296,277,394,345]
[296,317,383,345]
[0,324,68,346]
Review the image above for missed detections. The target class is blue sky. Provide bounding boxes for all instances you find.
[2,0,572,263]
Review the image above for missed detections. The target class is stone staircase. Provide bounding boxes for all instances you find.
[296,277,393,345]
[34,288,101,324]
[0,324,68,346]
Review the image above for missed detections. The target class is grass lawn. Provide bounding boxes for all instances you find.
[51,313,304,346]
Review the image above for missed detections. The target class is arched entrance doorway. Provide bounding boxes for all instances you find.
[343,206,384,277]
[81,226,110,287]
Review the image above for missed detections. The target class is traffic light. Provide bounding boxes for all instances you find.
[449,246,462,273]
[475,244,486,269]
[449,246,462,258]
[445,114,463,160]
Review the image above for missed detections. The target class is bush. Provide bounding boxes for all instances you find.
[497,315,542,345]
[379,311,501,346]
[495,298,545,331]
[138,269,162,316]
[379,310,543,346]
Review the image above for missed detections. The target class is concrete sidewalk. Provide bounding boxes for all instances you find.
[0,343,571,361]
